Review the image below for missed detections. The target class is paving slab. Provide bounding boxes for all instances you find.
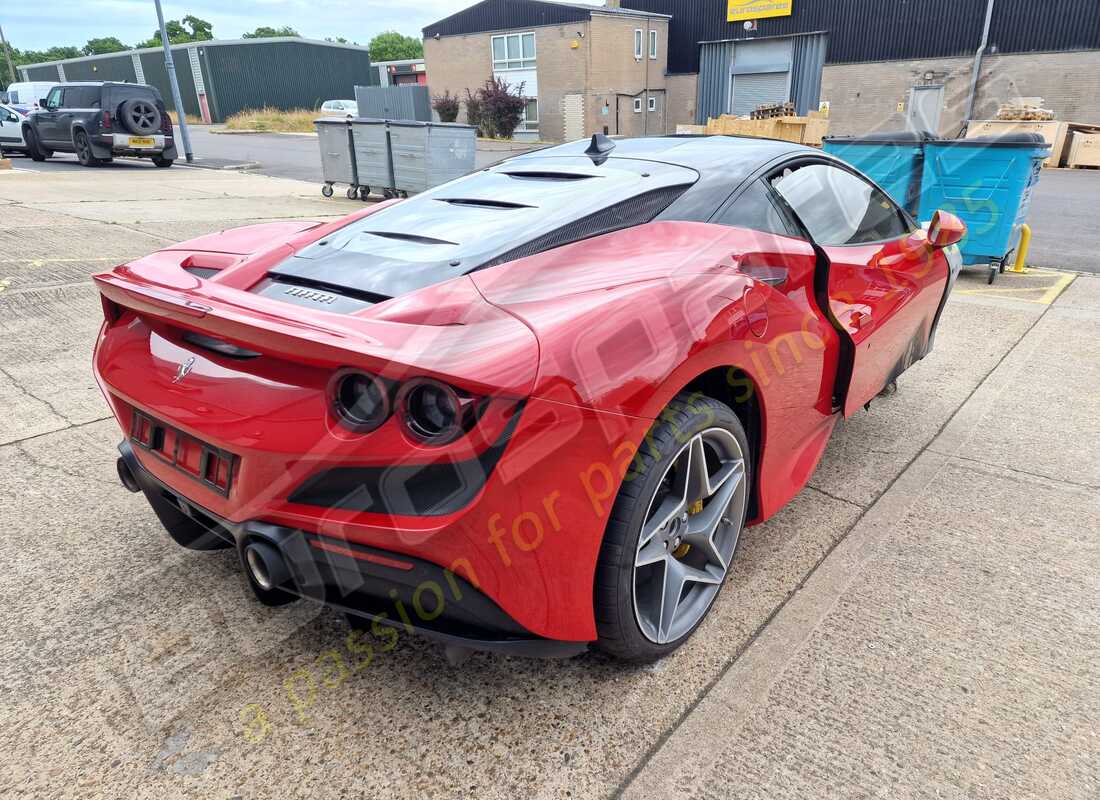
[623,274,1098,800]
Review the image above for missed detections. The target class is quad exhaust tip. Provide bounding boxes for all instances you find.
[244,541,290,592]
[116,457,141,493]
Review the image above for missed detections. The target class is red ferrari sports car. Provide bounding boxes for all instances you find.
[94,135,964,662]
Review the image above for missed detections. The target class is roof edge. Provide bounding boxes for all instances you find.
[16,36,372,70]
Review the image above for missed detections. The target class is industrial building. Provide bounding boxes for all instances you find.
[424,0,1100,140]
[16,38,379,123]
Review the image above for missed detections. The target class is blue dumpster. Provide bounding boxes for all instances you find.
[822,131,934,216]
[917,133,1050,279]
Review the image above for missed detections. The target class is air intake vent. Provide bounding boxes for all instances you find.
[364,231,457,246]
[499,170,600,181]
[436,198,535,210]
[478,184,690,270]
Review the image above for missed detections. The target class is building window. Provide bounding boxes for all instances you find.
[648,95,657,112]
[520,98,539,132]
[649,30,658,60]
[492,32,536,70]
[633,97,643,113]
[634,29,643,60]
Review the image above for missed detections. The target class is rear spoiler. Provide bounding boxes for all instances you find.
[92,269,537,398]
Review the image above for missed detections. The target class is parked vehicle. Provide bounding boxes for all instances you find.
[0,103,27,154]
[94,135,965,662]
[4,81,58,111]
[320,99,358,117]
[22,81,177,167]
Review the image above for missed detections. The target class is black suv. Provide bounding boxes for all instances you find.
[23,81,177,167]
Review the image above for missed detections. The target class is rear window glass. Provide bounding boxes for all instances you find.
[107,86,162,108]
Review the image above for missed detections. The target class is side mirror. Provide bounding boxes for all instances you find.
[39,98,49,109]
[928,210,966,249]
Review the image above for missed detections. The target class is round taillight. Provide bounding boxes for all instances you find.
[400,379,466,445]
[333,371,390,433]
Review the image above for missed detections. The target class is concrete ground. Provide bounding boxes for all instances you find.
[0,166,1096,800]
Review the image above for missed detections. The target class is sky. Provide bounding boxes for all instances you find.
[4,0,606,52]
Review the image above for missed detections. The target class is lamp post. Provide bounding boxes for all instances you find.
[153,0,193,162]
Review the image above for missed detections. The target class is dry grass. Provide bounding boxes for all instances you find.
[223,107,320,133]
[167,110,204,125]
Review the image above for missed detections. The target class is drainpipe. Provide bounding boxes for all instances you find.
[962,0,995,135]
[643,18,651,136]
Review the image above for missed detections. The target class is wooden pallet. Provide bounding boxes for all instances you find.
[706,114,829,146]
[750,102,795,120]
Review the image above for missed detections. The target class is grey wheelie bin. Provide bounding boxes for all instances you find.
[388,121,477,195]
[315,118,366,200]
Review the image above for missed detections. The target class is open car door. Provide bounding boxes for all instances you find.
[769,161,950,417]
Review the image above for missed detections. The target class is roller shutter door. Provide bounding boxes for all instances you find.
[730,72,791,117]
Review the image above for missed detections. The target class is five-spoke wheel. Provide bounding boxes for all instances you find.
[595,393,751,662]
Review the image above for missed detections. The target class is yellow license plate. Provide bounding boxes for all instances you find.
[128,136,155,148]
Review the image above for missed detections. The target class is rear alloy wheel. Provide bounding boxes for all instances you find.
[74,130,101,167]
[595,394,751,662]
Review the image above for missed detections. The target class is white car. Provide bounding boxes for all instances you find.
[320,99,358,117]
[0,103,27,155]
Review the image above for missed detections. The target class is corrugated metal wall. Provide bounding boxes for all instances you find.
[138,49,202,118]
[423,0,592,38]
[697,33,826,122]
[203,41,377,120]
[16,40,378,122]
[697,41,734,122]
[627,0,1100,73]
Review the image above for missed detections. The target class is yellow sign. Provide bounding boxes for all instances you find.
[728,0,794,22]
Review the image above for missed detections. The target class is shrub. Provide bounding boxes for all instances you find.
[432,91,460,123]
[464,88,485,136]
[478,76,527,139]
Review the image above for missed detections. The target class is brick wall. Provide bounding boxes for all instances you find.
[423,32,495,126]
[585,14,670,138]
[820,49,1100,137]
[665,73,699,131]
[531,25,589,142]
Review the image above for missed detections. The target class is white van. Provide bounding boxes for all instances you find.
[5,81,59,111]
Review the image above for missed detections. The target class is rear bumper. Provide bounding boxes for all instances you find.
[119,440,588,659]
[91,133,176,159]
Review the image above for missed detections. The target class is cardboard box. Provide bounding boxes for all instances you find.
[1067,131,1100,168]
[965,119,1069,167]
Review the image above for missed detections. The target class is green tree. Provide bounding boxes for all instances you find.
[11,45,81,66]
[137,15,214,48]
[367,31,422,62]
[242,26,300,39]
[83,37,128,55]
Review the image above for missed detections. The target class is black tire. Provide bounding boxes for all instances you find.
[152,156,173,168]
[118,97,162,135]
[322,183,334,198]
[23,126,47,161]
[359,186,371,201]
[346,186,358,199]
[594,393,752,662]
[74,130,101,167]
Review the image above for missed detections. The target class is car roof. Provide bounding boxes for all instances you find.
[518,135,813,172]
[511,135,816,223]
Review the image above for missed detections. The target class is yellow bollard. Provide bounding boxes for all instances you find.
[1010,224,1032,274]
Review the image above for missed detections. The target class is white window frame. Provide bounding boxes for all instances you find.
[634,29,643,60]
[648,95,657,112]
[649,29,658,60]
[491,32,537,71]
[633,97,643,113]
[519,97,539,133]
